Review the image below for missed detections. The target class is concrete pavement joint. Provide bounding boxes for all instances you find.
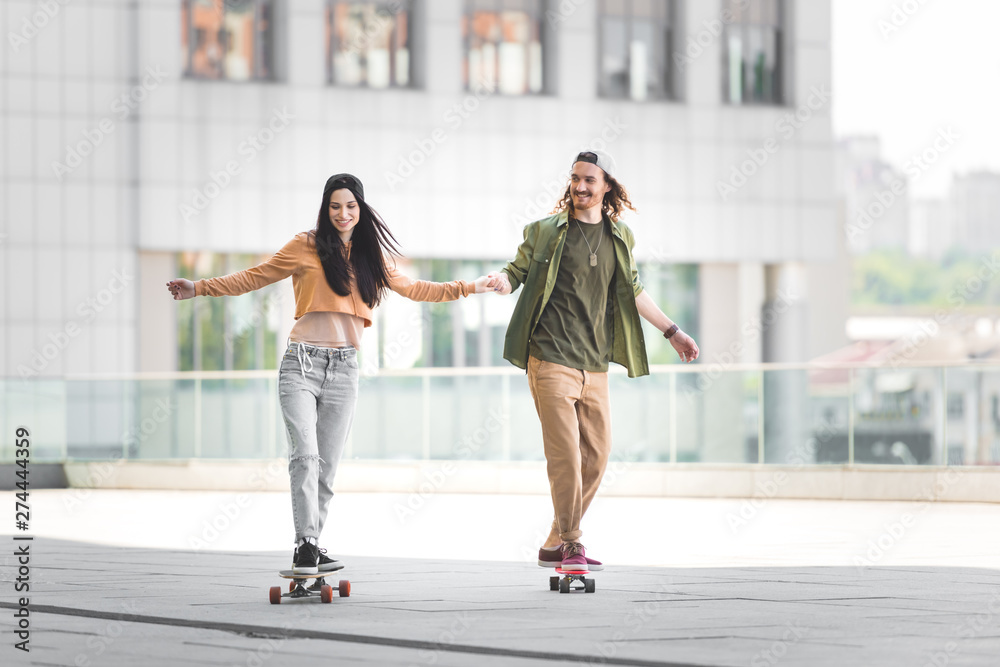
[0,602,715,667]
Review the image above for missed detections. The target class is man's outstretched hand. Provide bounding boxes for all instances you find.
[670,330,699,363]
[485,272,511,295]
[166,279,195,300]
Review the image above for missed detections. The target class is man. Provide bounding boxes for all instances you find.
[487,149,699,570]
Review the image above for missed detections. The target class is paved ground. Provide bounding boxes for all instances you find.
[2,491,1000,666]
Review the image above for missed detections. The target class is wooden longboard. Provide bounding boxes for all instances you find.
[270,569,350,604]
[278,567,344,579]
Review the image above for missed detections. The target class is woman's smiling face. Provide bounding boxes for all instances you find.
[328,188,359,241]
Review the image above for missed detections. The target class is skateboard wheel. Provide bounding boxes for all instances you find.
[320,585,333,603]
[549,576,559,591]
[269,586,282,605]
[584,579,596,593]
[289,581,296,593]
[559,578,570,594]
[339,579,351,597]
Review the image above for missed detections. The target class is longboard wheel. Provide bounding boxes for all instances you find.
[585,579,596,593]
[320,585,333,603]
[269,586,282,605]
[289,581,296,593]
[559,578,570,594]
[339,579,351,597]
[549,576,559,591]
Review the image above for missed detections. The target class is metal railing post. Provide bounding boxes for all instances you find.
[848,367,855,467]
[757,369,765,464]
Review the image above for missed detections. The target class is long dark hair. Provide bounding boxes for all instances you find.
[312,184,401,309]
[552,173,637,222]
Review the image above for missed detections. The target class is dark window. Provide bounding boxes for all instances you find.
[463,0,544,95]
[182,0,275,81]
[599,0,676,101]
[328,1,412,87]
[722,0,783,105]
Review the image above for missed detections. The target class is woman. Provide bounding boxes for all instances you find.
[167,173,490,574]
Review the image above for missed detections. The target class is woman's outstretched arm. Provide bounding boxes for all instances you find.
[387,263,491,302]
[166,234,302,300]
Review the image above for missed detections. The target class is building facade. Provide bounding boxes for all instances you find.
[2,0,836,382]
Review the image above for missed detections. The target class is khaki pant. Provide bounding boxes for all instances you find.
[526,355,612,543]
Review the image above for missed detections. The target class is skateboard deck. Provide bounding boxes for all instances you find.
[550,567,596,593]
[270,569,350,604]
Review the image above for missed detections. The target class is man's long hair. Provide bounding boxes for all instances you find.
[312,186,401,309]
[551,173,637,222]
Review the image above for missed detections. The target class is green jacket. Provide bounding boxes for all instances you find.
[501,211,649,378]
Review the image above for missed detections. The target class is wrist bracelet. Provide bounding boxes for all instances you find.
[663,324,679,340]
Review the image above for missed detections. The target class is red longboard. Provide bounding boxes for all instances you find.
[550,567,596,593]
[269,570,350,604]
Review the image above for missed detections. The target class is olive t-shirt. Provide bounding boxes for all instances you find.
[528,216,616,372]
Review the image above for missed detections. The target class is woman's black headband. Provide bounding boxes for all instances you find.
[323,173,365,201]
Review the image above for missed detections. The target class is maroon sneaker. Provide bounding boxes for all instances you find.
[561,542,589,571]
[538,546,605,570]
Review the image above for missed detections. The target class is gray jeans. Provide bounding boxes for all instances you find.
[278,342,359,544]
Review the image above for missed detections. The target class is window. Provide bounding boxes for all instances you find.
[328,1,412,88]
[463,0,544,95]
[722,0,782,105]
[599,0,676,102]
[182,0,275,81]
[176,252,281,371]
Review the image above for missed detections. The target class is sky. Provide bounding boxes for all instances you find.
[832,0,1000,199]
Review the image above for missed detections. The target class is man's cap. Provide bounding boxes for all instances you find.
[324,173,364,201]
[572,149,616,179]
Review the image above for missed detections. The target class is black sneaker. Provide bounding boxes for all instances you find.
[317,548,344,573]
[292,542,319,574]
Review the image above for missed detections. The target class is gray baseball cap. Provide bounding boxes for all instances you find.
[572,149,616,179]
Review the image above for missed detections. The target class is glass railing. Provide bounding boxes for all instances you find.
[3,361,1000,466]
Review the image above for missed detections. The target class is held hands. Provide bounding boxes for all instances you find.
[670,330,700,363]
[473,275,492,294]
[166,279,195,300]
[485,272,511,295]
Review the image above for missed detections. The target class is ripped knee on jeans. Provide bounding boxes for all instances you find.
[290,454,327,473]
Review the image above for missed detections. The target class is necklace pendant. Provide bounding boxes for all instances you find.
[590,253,597,267]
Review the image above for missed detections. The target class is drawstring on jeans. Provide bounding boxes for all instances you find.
[295,342,314,380]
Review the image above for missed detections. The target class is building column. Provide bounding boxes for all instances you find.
[697,263,763,462]
[762,262,809,463]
